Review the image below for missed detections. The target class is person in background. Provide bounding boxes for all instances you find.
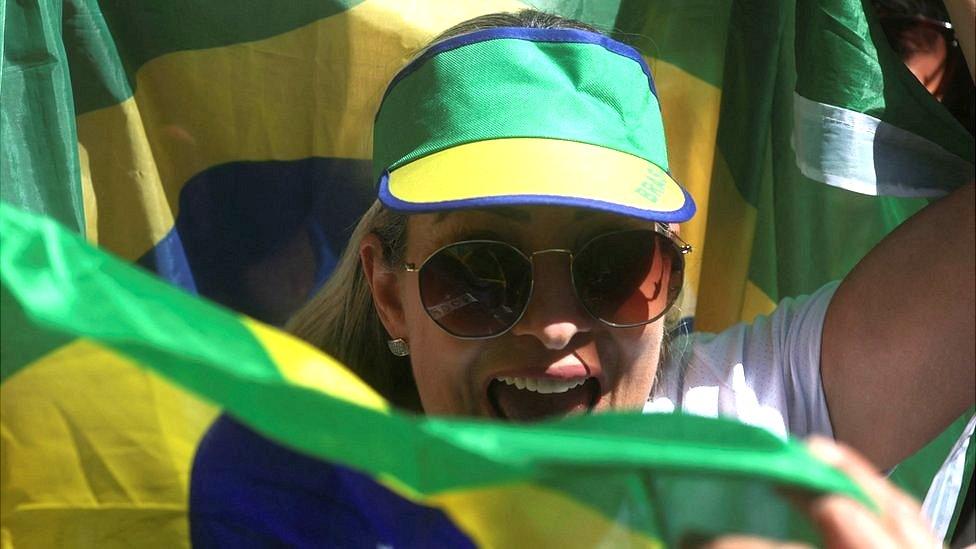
[874,0,974,134]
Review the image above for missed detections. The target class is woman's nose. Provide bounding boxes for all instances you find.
[510,251,593,349]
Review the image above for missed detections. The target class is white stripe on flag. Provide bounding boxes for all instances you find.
[791,92,974,198]
[922,413,976,541]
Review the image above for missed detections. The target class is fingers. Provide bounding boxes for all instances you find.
[679,437,942,549]
[805,436,941,549]
[691,534,812,548]
[809,494,900,549]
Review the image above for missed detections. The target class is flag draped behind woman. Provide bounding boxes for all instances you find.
[1,0,972,546]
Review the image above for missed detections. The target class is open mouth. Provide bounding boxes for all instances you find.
[487,376,600,421]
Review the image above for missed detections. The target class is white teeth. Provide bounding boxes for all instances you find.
[495,376,587,394]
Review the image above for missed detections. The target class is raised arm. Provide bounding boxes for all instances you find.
[943,0,974,84]
[821,181,974,470]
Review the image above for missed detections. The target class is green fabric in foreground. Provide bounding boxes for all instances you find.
[1,201,870,545]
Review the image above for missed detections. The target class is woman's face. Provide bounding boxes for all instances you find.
[389,206,668,421]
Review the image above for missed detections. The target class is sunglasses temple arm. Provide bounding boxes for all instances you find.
[657,223,692,254]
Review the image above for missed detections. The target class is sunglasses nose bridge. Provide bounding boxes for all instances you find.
[529,248,574,259]
[510,247,594,348]
[526,248,577,294]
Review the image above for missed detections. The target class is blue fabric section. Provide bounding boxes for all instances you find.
[305,218,339,294]
[136,157,373,325]
[136,228,198,293]
[381,27,657,107]
[190,414,474,548]
[378,171,697,223]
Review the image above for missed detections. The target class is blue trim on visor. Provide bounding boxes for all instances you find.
[377,171,697,223]
[380,27,656,108]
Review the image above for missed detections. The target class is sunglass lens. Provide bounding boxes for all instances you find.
[418,242,531,337]
[574,231,683,326]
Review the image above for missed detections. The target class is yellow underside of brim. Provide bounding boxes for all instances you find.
[387,138,687,215]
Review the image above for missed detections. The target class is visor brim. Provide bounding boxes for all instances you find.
[378,138,695,223]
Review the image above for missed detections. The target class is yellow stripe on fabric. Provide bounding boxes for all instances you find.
[0,340,218,548]
[388,137,687,214]
[648,57,722,321]
[429,483,662,548]
[740,279,777,325]
[376,475,661,548]
[692,148,759,333]
[75,0,526,261]
[77,143,99,244]
[243,319,389,412]
[75,99,172,255]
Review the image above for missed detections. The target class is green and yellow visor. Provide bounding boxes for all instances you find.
[373,27,695,222]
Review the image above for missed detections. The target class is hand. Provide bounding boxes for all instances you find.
[691,436,943,548]
[801,436,941,548]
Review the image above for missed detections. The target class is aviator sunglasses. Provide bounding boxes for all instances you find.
[403,224,691,339]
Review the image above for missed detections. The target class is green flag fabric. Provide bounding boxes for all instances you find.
[2,202,870,547]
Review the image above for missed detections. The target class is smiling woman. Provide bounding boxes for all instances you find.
[387,207,686,421]
[283,9,973,449]
[193,7,974,547]
[288,12,696,421]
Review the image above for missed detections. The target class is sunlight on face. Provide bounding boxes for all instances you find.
[397,206,670,421]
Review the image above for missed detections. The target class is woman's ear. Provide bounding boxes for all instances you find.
[360,233,406,339]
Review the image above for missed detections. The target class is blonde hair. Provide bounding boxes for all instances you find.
[286,201,419,410]
[288,11,607,411]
